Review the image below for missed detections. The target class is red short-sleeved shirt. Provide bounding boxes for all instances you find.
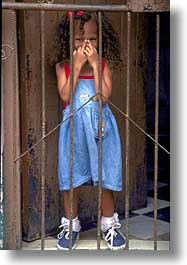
[62,60,106,109]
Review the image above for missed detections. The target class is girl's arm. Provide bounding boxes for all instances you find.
[56,43,87,104]
[55,62,82,104]
[92,62,112,104]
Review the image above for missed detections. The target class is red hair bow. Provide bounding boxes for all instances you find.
[66,11,84,18]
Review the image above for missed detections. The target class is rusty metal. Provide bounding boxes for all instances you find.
[38,0,55,3]
[0,79,4,247]
[40,9,46,250]
[2,2,129,12]
[124,11,131,251]
[154,14,160,251]
[97,11,103,251]
[12,8,20,249]
[2,1,170,12]
[69,11,74,251]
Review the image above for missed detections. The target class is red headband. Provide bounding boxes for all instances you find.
[66,11,84,18]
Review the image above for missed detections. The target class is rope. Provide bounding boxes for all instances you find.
[13,92,170,163]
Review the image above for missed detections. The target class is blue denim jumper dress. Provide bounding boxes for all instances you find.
[58,61,122,191]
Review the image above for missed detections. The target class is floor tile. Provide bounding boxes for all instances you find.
[132,197,170,215]
[120,215,169,240]
[129,240,169,251]
[144,206,170,223]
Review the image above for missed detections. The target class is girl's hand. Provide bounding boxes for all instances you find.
[83,41,98,69]
[73,42,87,69]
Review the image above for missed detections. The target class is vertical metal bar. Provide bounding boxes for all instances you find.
[0,63,4,249]
[120,3,125,217]
[154,14,160,251]
[125,11,131,251]
[134,12,139,202]
[69,11,74,251]
[97,11,103,251]
[12,8,22,249]
[40,9,46,251]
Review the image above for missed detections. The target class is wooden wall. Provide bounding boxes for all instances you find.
[18,0,147,241]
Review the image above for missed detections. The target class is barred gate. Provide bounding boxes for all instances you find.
[1,0,170,250]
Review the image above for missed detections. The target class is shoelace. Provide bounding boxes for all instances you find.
[104,223,121,248]
[57,224,70,240]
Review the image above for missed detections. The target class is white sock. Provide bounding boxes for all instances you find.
[61,216,81,232]
[101,215,115,232]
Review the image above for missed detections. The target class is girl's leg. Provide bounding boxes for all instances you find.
[101,188,114,217]
[101,188,126,250]
[57,187,81,250]
[63,187,79,219]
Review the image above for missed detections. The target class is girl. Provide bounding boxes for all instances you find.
[55,11,126,250]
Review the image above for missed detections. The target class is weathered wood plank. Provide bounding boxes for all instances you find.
[2,6,21,249]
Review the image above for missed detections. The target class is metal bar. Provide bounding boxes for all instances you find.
[120,0,125,218]
[2,2,169,12]
[97,11,103,251]
[12,8,22,249]
[0,61,4,249]
[69,11,74,251]
[125,11,131,251]
[2,2,129,11]
[154,14,160,251]
[40,9,46,251]
[134,11,139,218]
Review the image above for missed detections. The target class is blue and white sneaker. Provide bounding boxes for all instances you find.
[56,216,81,250]
[102,213,126,250]
[102,223,126,250]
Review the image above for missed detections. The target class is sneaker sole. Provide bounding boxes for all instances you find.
[56,234,79,250]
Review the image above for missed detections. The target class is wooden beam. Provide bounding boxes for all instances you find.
[2,7,21,249]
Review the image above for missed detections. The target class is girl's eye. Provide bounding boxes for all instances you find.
[76,38,83,42]
[89,39,97,43]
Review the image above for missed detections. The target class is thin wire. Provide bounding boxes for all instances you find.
[13,92,170,164]
[100,93,170,155]
[13,95,97,163]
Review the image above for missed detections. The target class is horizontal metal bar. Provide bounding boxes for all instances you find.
[2,2,169,12]
[2,2,129,12]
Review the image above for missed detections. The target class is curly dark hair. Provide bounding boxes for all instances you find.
[53,11,123,69]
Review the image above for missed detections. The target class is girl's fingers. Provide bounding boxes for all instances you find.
[85,46,91,53]
[83,49,89,56]
[77,47,82,53]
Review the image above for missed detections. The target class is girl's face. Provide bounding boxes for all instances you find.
[73,19,98,50]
